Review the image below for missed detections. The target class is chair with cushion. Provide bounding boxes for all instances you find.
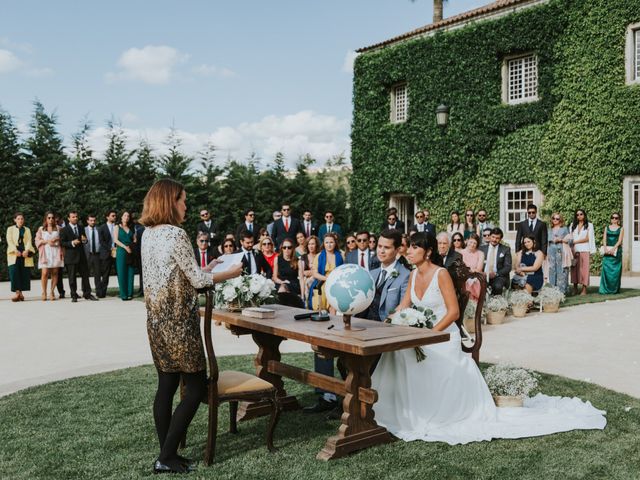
[446,257,487,365]
[183,290,281,465]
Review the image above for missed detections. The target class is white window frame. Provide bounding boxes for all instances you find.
[501,53,539,105]
[625,22,640,86]
[499,184,543,246]
[390,83,408,123]
[388,193,417,233]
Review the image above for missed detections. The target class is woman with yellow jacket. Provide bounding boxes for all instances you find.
[6,212,36,302]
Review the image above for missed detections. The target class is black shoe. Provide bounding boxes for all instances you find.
[84,295,98,301]
[71,297,78,303]
[153,459,193,474]
[325,407,342,421]
[59,293,65,299]
[302,397,337,414]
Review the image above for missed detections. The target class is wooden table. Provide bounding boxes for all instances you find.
[209,304,450,460]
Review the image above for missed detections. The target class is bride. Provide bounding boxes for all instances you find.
[371,232,606,444]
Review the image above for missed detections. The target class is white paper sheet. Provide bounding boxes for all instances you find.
[211,252,244,273]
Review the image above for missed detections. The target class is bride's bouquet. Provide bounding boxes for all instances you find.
[214,274,275,310]
[388,306,436,362]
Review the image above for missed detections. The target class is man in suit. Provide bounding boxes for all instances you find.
[301,209,317,238]
[196,209,219,249]
[97,210,116,298]
[515,203,548,256]
[480,227,512,295]
[83,214,102,297]
[410,210,436,236]
[194,233,216,268]
[381,207,405,233]
[346,231,380,272]
[475,209,494,241]
[272,203,302,250]
[235,209,260,243]
[317,210,343,241]
[55,214,66,298]
[60,211,98,302]
[437,232,463,270]
[239,231,272,278]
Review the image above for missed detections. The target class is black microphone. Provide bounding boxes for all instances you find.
[294,311,317,320]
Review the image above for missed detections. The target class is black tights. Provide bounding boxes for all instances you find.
[153,369,207,463]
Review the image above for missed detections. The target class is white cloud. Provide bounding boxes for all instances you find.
[192,64,236,78]
[0,37,33,54]
[342,50,358,74]
[0,49,23,73]
[83,110,350,167]
[107,45,189,85]
[25,67,54,77]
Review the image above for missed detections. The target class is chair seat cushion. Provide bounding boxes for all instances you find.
[217,370,274,395]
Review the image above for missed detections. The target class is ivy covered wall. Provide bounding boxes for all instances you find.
[351,0,640,259]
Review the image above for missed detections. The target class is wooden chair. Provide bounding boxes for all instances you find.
[446,257,487,366]
[183,290,281,465]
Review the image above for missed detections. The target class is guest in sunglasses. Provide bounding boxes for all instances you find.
[463,210,476,240]
[260,236,278,272]
[451,232,465,253]
[570,209,595,296]
[344,234,357,253]
[196,209,218,248]
[273,239,300,295]
[35,211,64,301]
[599,213,624,295]
[547,212,572,293]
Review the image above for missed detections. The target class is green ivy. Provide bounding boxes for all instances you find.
[351,0,640,273]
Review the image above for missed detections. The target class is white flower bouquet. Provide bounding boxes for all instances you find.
[485,294,509,312]
[484,364,539,398]
[214,274,275,310]
[388,307,436,362]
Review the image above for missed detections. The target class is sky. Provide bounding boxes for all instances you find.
[0,0,488,167]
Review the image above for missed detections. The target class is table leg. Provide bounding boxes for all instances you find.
[316,353,393,461]
[236,332,301,421]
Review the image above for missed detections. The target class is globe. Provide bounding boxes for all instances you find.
[324,264,375,315]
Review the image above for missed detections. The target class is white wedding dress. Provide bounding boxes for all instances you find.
[371,268,606,444]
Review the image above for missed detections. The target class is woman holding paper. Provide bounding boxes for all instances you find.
[139,179,242,474]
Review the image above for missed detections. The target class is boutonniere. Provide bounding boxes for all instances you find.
[390,269,399,279]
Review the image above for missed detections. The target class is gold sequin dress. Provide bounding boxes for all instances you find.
[142,225,214,373]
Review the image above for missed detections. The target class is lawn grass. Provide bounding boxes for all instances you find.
[562,286,640,307]
[1,353,639,480]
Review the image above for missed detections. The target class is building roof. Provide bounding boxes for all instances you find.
[357,0,545,53]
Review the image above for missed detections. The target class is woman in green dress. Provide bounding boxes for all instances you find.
[113,211,136,300]
[599,213,623,295]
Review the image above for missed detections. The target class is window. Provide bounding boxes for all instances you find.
[388,194,416,233]
[626,23,640,85]
[499,184,543,238]
[390,83,408,123]
[502,54,538,105]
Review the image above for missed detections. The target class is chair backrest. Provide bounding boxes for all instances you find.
[203,290,220,386]
[446,257,486,365]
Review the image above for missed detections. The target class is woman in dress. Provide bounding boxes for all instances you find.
[220,237,237,255]
[451,231,465,254]
[463,210,476,240]
[35,211,64,301]
[570,209,596,296]
[6,212,36,302]
[447,210,464,238]
[299,235,320,306]
[310,232,343,312]
[461,233,485,300]
[599,212,623,294]
[218,233,236,256]
[372,232,606,444]
[397,233,411,269]
[273,238,300,295]
[294,231,307,258]
[113,211,136,301]
[547,212,571,293]
[514,235,544,293]
[260,236,278,271]
[140,179,242,474]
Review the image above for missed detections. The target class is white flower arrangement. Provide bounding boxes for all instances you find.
[485,294,509,312]
[388,307,436,362]
[484,364,539,397]
[508,290,534,307]
[214,273,275,309]
[536,284,566,306]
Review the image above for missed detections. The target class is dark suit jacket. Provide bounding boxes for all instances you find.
[410,222,436,237]
[60,223,87,265]
[300,221,318,238]
[441,249,463,270]
[345,249,381,270]
[197,220,219,246]
[194,248,216,268]
[380,220,406,233]
[515,219,548,255]
[272,217,302,248]
[98,223,114,260]
[240,249,273,278]
[317,223,343,241]
[235,222,260,243]
[480,243,512,282]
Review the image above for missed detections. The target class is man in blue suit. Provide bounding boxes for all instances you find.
[317,210,343,241]
[345,231,380,272]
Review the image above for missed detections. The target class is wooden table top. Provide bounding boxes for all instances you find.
[212,304,450,356]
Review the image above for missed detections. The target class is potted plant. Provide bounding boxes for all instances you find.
[484,364,539,407]
[485,295,509,325]
[508,290,533,318]
[537,284,566,313]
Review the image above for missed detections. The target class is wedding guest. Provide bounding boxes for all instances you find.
[35,212,64,301]
[346,231,379,271]
[299,235,320,305]
[479,227,512,295]
[301,209,317,238]
[547,212,571,294]
[451,232,465,253]
[55,213,66,299]
[113,210,136,301]
[380,207,405,232]
[437,232,462,270]
[368,233,378,253]
[318,210,342,241]
[273,238,300,295]
[139,179,242,474]
[220,238,237,255]
[253,229,269,252]
[294,231,307,258]
[217,233,236,256]
[397,233,411,269]
[599,212,624,295]
[134,215,146,296]
[463,210,476,240]
[97,210,117,298]
[446,210,464,237]
[235,209,259,243]
[272,203,302,249]
[344,234,357,253]
[239,231,272,277]
[60,211,97,302]
[570,209,595,296]
[475,209,494,237]
[83,214,102,297]
[194,233,215,269]
[513,235,544,293]
[515,204,548,256]
[461,233,485,273]
[6,212,35,302]
[260,236,278,271]
[481,228,492,246]
[266,210,282,238]
[410,210,435,236]
[196,209,218,249]
[310,232,343,312]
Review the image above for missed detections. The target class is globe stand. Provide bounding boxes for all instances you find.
[335,313,366,332]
